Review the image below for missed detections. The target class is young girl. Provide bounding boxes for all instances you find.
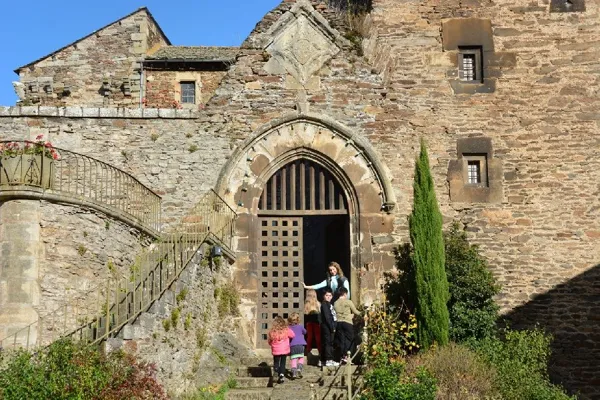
[304,289,322,360]
[288,312,307,379]
[268,316,295,384]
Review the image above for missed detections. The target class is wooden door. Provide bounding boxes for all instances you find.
[257,217,304,348]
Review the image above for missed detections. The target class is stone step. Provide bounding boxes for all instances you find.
[235,377,272,388]
[225,387,273,400]
[237,365,272,378]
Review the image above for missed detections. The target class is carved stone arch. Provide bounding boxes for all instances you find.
[215,112,396,213]
[251,147,359,217]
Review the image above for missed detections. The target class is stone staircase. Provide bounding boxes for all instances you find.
[226,353,364,400]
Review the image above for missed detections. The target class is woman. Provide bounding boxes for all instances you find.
[304,261,350,301]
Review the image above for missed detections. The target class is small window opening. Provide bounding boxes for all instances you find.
[463,154,488,186]
[467,160,481,184]
[180,81,195,104]
[459,47,483,83]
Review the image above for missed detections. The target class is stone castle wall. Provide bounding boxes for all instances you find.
[16,9,168,108]
[2,0,600,396]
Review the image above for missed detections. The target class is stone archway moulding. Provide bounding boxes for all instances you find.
[215,112,396,214]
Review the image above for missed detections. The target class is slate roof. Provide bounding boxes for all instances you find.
[145,46,239,62]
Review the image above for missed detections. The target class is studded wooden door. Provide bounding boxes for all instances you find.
[257,217,304,348]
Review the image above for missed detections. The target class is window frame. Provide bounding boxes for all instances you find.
[458,47,483,84]
[180,81,196,104]
[463,154,488,187]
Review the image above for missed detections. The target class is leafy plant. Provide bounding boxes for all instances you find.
[162,319,171,332]
[361,363,437,400]
[188,144,199,153]
[409,138,449,349]
[0,339,166,400]
[182,377,237,400]
[0,135,60,160]
[216,283,240,318]
[77,244,87,256]
[472,328,576,400]
[171,308,181,329]
[176,288,189,305]
[184,313,192,331]
[445,222,500,342]
[364,303,419,367]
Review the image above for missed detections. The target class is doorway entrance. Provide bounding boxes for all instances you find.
[255,159,350,348]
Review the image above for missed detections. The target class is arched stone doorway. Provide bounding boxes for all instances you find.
[215,113,397,348]
[255,157,352,347]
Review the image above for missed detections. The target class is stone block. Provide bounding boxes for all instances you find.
[20,106,39,115]
[0,107,10,116]
[442,18,494,51]
[64,107,83,117]
[38,106,58,116]
[143,108,159,118]
[82,107,99,117]
[99,108,119,118]
[124,108,143,118]
[158,109,176,118]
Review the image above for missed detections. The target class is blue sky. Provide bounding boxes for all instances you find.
[0,0,282,106]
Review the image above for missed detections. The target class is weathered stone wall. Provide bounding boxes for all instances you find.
[144,70,227,109]
[16,9,168,108]
[38,201,150,317]
[0,107,231,227]
[107,246,253,397]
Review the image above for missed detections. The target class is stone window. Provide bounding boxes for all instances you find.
[550,0,585,12]
[448,138,502,203]
[459,47,483,83]
[180,81,196,104]
[464,154,487,186]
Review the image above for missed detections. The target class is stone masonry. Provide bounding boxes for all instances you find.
[2,0,600,397]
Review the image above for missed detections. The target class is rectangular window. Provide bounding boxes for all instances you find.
[463,154,488,186]
[459,47,483,83]
[467,160,481,184]
[180,81,195,104]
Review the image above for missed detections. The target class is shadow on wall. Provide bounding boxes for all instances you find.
[503,263,600,400]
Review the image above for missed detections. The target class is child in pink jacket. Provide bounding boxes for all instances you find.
[268,316,295,384]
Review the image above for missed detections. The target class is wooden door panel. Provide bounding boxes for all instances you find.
[257,217,304,348]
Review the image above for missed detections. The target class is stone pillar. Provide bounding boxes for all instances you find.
[0,200,41,346]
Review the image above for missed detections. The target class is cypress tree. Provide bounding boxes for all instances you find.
[409,138,450,349]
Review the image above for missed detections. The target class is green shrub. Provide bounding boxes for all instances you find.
[406,343,500,400]
[216,283,240,317]
[472,328,576,400]
[361,363,437,400]
[388,223,500,344]
[0,339,166,400]
[364,302,419,367]
[445,222,500,342]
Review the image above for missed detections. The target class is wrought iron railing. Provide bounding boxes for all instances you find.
[0,190,236,350]
[0,140,161,233]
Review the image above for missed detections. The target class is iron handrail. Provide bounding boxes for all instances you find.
[0,190,236,349]
[0,140,162,233]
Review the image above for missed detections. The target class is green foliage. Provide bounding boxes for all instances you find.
[171,307,181,329]
[406,343,500,399]
[188,144,199,153]
[196,327,208,349]
[472,328,576,400]
[162,318,171,332]
[216,283,240,317]
[177,288,189,305]
[445,222,500,342]
[409,139,449,349]
[364,303,419,367]
[104,220,110,230]
[184,313,193,331]
[361,363,437,400]
[77,244,87,256]
[182,378,237,400]
[0,339,166,400]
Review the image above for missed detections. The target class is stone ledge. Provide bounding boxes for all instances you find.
[0,106,201,119]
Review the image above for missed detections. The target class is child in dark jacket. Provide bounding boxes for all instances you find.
[320,288,338,368]
[288,312,307,379]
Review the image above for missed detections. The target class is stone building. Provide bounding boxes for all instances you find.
[1,0,600,397]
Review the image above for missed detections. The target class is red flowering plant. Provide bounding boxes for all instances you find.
[0,134,60,160]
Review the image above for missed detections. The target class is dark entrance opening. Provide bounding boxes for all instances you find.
[303,215,350,300]
[255,158,351,348]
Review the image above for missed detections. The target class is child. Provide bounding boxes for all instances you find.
[288,312,307,379]
[320,288,339,368]
[333,287,361,364]
[304,289,322,359]
[268,316,295,384]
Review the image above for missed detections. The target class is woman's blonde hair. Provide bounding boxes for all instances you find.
[304,289,320,314]
[288,312,300,325]
[268,316,288,341]
[328,261,344,278]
